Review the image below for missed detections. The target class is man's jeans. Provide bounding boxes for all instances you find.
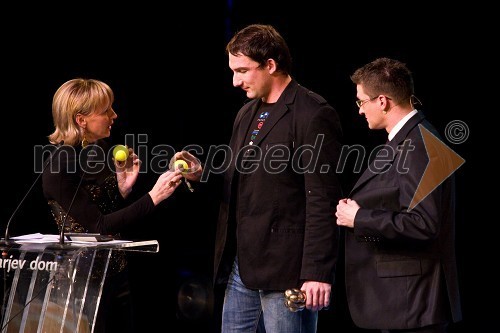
[222,258,317,333]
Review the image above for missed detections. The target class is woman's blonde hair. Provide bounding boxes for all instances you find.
[48,78,114,146]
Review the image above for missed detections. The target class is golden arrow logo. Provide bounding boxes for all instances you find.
[409,125,465,210]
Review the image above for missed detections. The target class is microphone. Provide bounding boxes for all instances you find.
[3,141,64,243]
[58,174,85,245]
[58,143,100,245]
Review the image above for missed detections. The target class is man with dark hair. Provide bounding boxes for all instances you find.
[215,24,343,332]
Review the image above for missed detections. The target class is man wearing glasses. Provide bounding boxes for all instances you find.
[336,58,462,333]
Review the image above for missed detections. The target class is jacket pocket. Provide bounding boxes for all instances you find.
[376,259,421,277]
[270,227,304,234]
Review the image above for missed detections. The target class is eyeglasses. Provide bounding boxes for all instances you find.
[356,96,378,108]
[355,95,393,108]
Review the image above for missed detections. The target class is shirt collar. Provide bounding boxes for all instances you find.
[388,109,418,141]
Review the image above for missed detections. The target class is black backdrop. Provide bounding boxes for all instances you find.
[2,2,486,332]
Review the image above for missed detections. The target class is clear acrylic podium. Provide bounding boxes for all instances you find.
[0,239,158,333]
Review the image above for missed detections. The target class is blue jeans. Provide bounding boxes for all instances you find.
[222,258,317,333]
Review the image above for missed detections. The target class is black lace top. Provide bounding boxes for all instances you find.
[42,142,155,235]
[42,142,157,274]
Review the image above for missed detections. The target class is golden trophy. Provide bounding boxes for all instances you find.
[284,288,306,312]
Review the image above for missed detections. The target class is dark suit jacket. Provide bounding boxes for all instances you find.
[214,80,343,290]
[344,112,462,329]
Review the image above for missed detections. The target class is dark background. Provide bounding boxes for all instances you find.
[2,1,487,332]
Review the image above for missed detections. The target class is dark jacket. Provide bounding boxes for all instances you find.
[345,112,462,329]
[214,80,343,290]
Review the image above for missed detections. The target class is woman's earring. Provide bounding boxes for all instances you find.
[382,110,387,115]
[82,135,89,148]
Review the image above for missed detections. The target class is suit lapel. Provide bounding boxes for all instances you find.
[232,101,260,152]
[249,103,288,147]
[349,144,396,194]
[250,80,298,148]
[350,112,426,195]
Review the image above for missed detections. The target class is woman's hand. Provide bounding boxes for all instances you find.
[115,147,140,199]
[148,170,184,205]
